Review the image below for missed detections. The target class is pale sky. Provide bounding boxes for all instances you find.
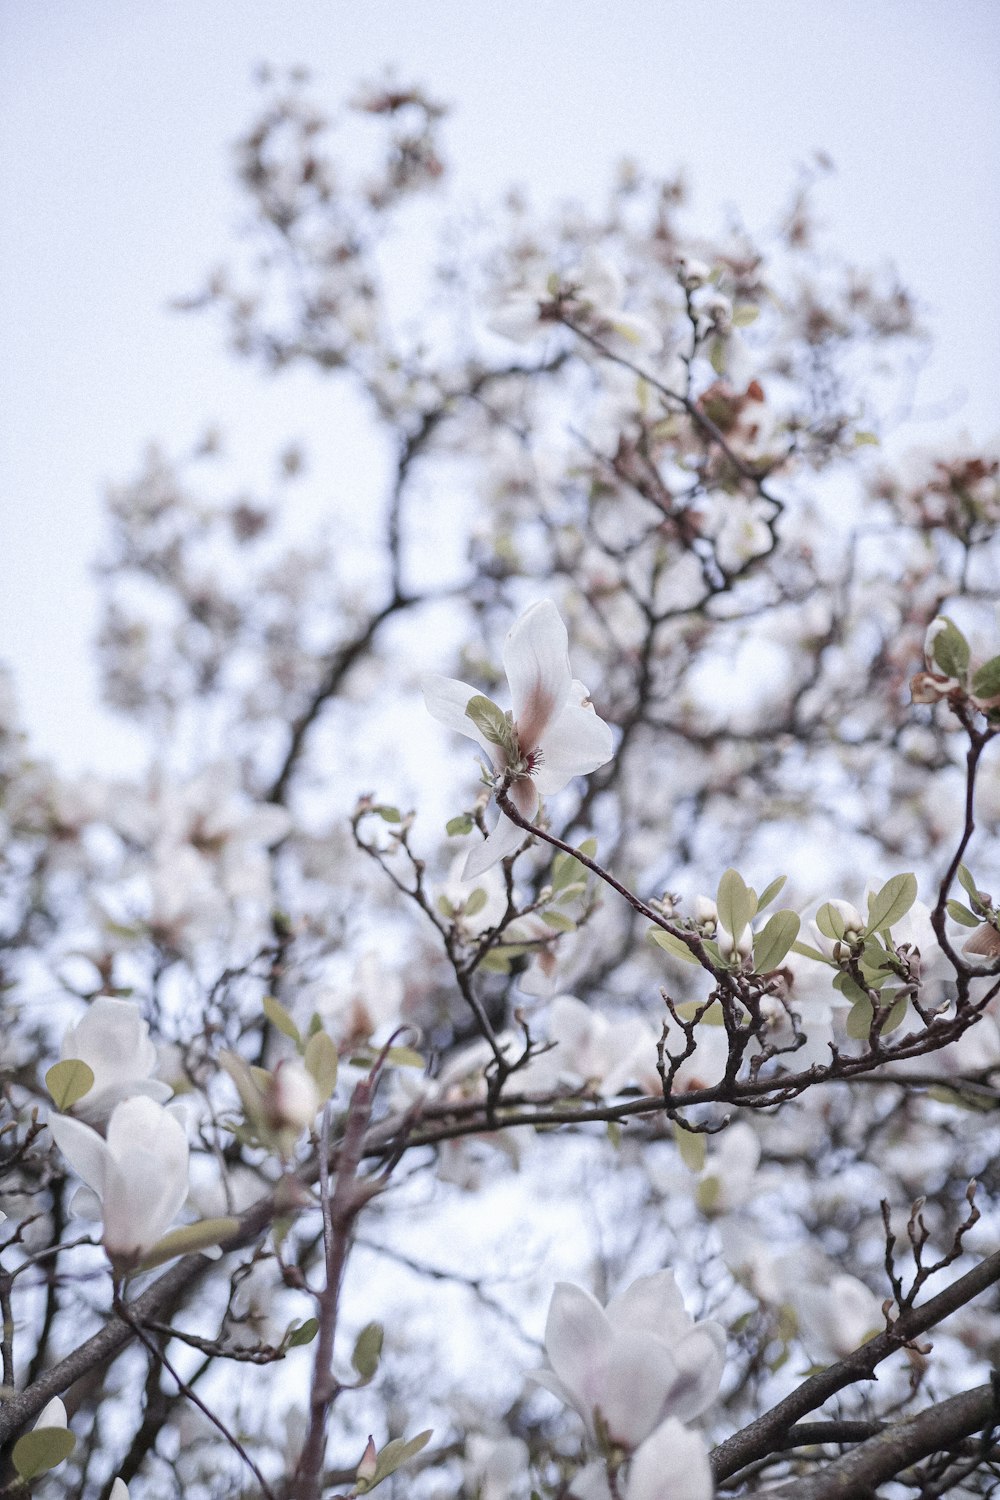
[2,0,998,772]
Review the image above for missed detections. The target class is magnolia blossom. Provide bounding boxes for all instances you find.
[48,1096,189,1267]
[424,600,614,877]
[59,997,172,1124]
[519,995,658,1097]
[532,1271,725,1449]
[571,1418,713,1500]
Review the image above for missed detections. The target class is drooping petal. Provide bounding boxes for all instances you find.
[503,601,573,753]
[533,692,614,795]
[626,1418,713,1500]
[463,812,526,880]
[422,674,495,756]
[48,1113,111,1198]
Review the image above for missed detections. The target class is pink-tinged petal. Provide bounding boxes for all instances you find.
[607,1270,689,1339]
[463,812,526,880]
[102,1098,189,1259]
[599,1332,684,1446]
[533,698,614,795]
[48,1113,111,1198]
[503,601,573,753]
[661,1325,727,1422]
[570,1461,613,1500]
[626,1419,713,1500]
[544,1281,613,1425]
[422,674,495,755]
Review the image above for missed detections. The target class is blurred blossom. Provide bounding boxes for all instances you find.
[59,997,172,1125]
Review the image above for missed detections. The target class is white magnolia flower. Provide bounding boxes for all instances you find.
[532,1271,725,1449]
[48,1096,190,1267]
[795,1271,883,1359]
[424,600,614,878]
[520,995,658,1097]
[265,1060,321,1133]
[59,997,172,1124]
[33,1397,68,1432]
[572,1417,713,1500]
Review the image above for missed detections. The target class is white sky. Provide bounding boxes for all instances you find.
[2,0,998,773]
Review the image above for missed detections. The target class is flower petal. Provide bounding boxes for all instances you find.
[463,812,525,880]
[48,1113,111,1198]
[422,674,494,754]
[533,692,614,795]
[606,1270,689,1339]
[662,1324,727,1422]
[543,1282,613,1431]
[626,1418,713,1500]
[503,601,573,753]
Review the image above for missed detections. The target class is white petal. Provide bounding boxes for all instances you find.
[534,698,614,795]
[463,811,528,880]
[599,1332,685,1446]
[607,1270,689,1339]
[543,1282,612,1429]
[503,601,573,752]
[570,1460,613,1500]
[34,1397,68,1430]
[48,1113,111,1197]
[626,1419,713,1500]
[663,1324,727,1422]
[421,674,492,752]
[102,1099,189,1258]
[61,997,158,1092]
[110,1481,130,1500]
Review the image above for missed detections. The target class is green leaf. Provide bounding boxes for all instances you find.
[465,695,516,755]
[374,805,401,823]
[304,1030,339,1100]
[12,1426,76,1480]
[755,875,787,914]
[648,927,699,965]
[708,336,726,376]
[973,655,1000,701]
[541,909,576,933]
[846,992,909,1041]
[717,868,756,940]
[947,899,981,928]
[478,950,511,973]
[139,1216,241,1270]
[792,940,830,964]
[675,1000,725,1026]
[385,1046,425,1069]
[866,873,917,935]
[551,851,583,891]
[359,1429,434,1492]
[696,1176,721,1214]
[732,303,760,327]
[853,430,880,446]
[263,995,300,1045]
[958,863,980,902]
[929,617,970,679]
[752,911,801,974]
[834,972,870,1007]
[286,1318,319,1348]
[45,1058,95,1111]
[436,894,455,918]
[673,1121,707,1172]
[446,814,473,837]
[352,1321,384,1381]
[463,887,488,918]
[815,902,847,941]
[578,838,597,860]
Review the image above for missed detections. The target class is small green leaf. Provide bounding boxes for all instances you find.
[973,656,1000,700]
[792,940,830,964]
[717,868,756,939]
[446,814,473,837]
[541,909,576,933]
[708,336,727,376]
[958,863,980,902]
[866,873,917,935]
[834,972,870,1007]
[436,894,455,918]
[648,928,699,965]
[352,1322,384,1381]
[478,950,512,973]
[674,1121,707,1172]
[578,838,597,860]
[286,1318,319,1348]
[375,805,401,824]
[755,875,787,914]
[359,1429,434,1492]
[463,888,488,918]
[45,1059,95,1111]
[12,1426,76,1480]
[846,992,909,1041]
[385,1046,425,1069]
[139,1216,241,1270]
[465,695,515,754]
[947,899,981,928]
[304,1030,339,1100]
[853,430,879,446]
[752,911,801,974]
[815,902,847,941]
[263,996,301,1045]
[675,1000,725,1026]
[732,303,760,327]
[930,617,970,680]
[607,1120,622,1149]
[696,1175,721,1214]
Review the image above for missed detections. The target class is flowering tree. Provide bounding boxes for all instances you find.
[2,70,1000,1500]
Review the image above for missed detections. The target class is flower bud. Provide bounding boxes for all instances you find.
[265,1061,321,1133]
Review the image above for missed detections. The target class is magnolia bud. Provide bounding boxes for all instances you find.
[266,1061,321,1133]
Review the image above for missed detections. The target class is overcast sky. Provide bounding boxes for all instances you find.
[2,0,998,773]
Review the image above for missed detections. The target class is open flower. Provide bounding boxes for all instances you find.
[532,1271,725,1449]
[48,1096,189,1268]
[571,1418,713,1500]
[424,601,614,878]
[59,997,172,1125]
